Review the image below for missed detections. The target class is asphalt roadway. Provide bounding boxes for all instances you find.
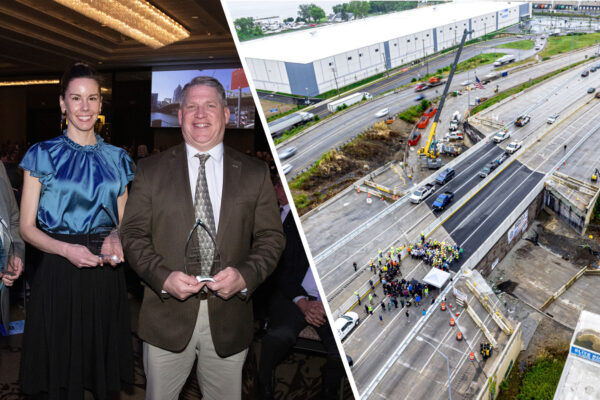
[278,36,600,178]
[306,49,600,312]
[301,46,600,398]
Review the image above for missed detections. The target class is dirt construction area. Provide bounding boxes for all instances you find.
[487,209,600,383]
[291,119,414,213]
[291,116,468,214]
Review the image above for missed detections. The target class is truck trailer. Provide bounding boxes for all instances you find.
[327,92,372,113]
[267,111,314,138]
[493,54,516,67]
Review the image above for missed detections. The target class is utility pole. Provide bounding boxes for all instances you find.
[331,66,340,97]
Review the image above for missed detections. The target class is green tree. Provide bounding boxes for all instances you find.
[235,17,255,36]
[234,17,263,40]
[348,1,369,18]
[310,5,326,22]
[298,4,314,21]
[284,17,294,23]
[333,4,344,13]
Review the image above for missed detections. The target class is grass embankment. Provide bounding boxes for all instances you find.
[471,56,595,115]
[455,53,506,73]
[266,104,308,122]
[289,100,430,213]
[497,352,566,400]
[496,40,535,50]
[540,32,600,58]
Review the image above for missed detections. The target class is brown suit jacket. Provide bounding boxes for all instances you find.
[121,143,285,356]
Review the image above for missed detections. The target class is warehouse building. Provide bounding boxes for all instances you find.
[240,1,531,96]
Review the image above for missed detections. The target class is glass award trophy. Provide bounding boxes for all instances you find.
[0,217,15,278]
[184,219,220,283]
[87,204,122,265]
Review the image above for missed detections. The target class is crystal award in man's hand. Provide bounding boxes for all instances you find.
[87,205,122,265]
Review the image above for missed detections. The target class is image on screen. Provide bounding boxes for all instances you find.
[151,68,255,129]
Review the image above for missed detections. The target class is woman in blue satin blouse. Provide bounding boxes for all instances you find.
[18,62,135,399]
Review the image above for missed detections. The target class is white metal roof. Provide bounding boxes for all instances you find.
[239,1,524,64]
[423,268,451,288]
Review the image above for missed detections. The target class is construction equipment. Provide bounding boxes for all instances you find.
[418,28,471,159]
[592,168,600,182]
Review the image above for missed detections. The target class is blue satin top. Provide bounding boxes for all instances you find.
[20,132,135,234]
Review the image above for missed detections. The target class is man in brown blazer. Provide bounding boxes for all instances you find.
[121,76,285,400]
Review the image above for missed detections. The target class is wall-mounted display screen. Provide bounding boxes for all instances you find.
[151,68,255,129]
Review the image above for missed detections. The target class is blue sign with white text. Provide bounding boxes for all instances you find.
[571,345,600,364]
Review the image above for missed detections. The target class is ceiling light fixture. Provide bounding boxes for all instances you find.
[54,0,190,49]
[0,80,60,87]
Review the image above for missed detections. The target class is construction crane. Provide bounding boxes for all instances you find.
[418,28,471,158]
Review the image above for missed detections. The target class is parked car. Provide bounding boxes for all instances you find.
[278,146,297,160]
[439,144,462,157]
[479,162,496,178]
[515,115,530,127]
[410,183,436,204]
[547,114,559,124]
[445,131,464,141]
[432,191,454,211]
[375,108,389,117]
[435,168,455,185]
[335,312,359,340]
[588,87,596,94]
[591,66,597,72]
[493,152,509,166]
[582,70,589,77]
[493,130,511,143]
[282,164,293,175]
[596,92,600,99]
[505,141,522,154]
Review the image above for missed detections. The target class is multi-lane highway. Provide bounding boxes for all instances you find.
[278,39,600,178]
[297,41,600,398]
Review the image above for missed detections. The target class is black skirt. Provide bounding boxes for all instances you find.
[19,233,134,399]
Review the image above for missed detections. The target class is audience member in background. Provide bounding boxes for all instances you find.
[18,61,135,399]
[121,76,284,400]
[0,161,24,336]
[258,178,345,400]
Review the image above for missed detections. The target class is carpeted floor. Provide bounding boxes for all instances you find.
[0,290,353,399]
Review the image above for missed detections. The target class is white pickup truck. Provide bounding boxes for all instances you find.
[409,183,435,204]
[492,130,511,143]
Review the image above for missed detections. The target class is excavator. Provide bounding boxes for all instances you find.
[418,28,472,159]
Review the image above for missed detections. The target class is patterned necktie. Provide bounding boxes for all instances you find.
[194,153,216,276]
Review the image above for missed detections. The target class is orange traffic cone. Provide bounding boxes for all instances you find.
[456,331,463,341]
[449,318,455,326]
[469,352,475,361]
[368,192,371,198]
[441,302,446,311]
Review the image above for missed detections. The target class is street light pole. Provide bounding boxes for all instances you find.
[417,336,452,400]
[331,66,340,97]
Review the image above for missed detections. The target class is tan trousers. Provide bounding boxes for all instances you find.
[143,301,248,400]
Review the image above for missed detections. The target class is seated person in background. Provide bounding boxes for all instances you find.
[258,179,344,400]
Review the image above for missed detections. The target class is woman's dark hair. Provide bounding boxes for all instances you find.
[60,61,102,97]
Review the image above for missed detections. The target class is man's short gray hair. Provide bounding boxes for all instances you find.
[179,76,227,108]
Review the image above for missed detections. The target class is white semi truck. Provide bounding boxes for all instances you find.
[327,92,372,113]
